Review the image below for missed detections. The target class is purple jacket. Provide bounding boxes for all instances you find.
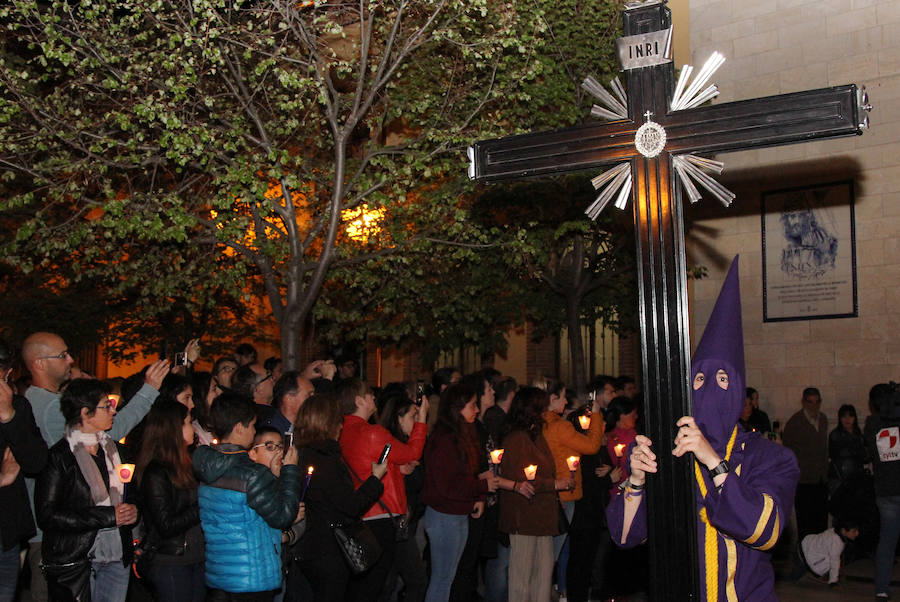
[607,429,799,601]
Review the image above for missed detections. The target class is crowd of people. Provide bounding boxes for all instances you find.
[0,327,897,602]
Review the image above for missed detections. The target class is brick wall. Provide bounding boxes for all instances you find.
[686,0,900,428]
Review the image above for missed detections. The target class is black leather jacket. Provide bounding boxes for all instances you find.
[35,438,134,566]
[137,460,202,556]
[0,395,48,551]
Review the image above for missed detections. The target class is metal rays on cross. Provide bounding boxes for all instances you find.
[582,52,735,220]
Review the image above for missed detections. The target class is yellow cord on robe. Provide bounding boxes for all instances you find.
[694,426,739,602]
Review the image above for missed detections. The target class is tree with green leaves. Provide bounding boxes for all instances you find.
[312,1,627,380]
[1,0,626,372]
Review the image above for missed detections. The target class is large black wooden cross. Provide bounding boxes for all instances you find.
[469,2,866,599]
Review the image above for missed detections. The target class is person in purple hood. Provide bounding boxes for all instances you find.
[607,257,800,601]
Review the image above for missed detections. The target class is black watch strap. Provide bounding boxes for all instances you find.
[708,459,730,478]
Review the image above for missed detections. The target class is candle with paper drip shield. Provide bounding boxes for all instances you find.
[566,455,580,472]
[489,449,504,476]
[578,415,591,430]
[523,464,537,503]
[116,463,135,499]
[614,443,625,458]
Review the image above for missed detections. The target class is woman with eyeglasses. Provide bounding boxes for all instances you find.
[135,401,205,601]
[35,379,139,602]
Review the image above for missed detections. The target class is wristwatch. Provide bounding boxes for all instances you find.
[707,459,730,478]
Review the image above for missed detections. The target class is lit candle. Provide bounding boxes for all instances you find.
[299,466,314,502]
[614,443,625,458]
[566,456,580,472]
[108,394,120,410]
[524,464,537,481]
[490,449,504,476]
[578,415,591,430]
[117,463,135,499]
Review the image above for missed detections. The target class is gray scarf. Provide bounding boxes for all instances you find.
[65,428,125,562]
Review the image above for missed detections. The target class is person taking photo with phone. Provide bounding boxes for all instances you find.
[337,378,429,602]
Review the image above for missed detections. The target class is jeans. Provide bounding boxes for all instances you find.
[875,495,900,595]
[483,540,510,602]
[424,507,468,602]
[147,561,206,602]
[90,561,130,602]
[552,501,575,593]
[0,543,19,602]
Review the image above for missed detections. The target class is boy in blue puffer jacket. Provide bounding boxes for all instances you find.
[193,392,301,601]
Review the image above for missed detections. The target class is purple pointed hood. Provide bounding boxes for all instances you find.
[691,256,745,455]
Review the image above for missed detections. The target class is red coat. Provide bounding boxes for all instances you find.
[340,415,427,518]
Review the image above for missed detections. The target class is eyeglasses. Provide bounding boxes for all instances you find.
[95,403,114,413]
[39,350,71,361]
[252,441,283,452]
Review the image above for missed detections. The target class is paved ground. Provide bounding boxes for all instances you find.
[775,556,894,601]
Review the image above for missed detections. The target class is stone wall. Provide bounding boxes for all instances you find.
[685,0,899,428]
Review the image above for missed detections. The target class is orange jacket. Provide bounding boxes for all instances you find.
[542,410,605,502]
[340,415,427,518]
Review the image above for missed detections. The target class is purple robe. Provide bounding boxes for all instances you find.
[607,429,798,601]
[607,259,800,600]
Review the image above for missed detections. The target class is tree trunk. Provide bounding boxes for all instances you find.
[566,293,588,396]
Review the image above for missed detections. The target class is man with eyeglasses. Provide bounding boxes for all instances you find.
[21,331,169,602]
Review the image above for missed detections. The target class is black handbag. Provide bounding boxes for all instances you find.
[332,520,383,575]
[41,559,92,602]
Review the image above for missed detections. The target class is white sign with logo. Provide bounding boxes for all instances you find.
[877,427,900,462]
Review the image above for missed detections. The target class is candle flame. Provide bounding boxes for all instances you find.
[524,464,537,480]
[578,415,591,429]
[566,456,580,471]
[614,443,625,458]
[490,449,504,464]
[108,394,120,410]
[307,466,314,475]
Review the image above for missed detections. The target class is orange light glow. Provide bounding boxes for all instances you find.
[524,464,537,481]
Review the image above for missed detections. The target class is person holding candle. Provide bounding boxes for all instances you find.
[499,386,574,602]
[295,393,388,602]
[135,401,206,602]
[35,379,138,602]
[565,406,619,602]
[543,380,605,599]
[422,382,498,602]
[605,396,638,497]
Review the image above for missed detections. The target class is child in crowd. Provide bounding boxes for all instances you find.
[789,518,860,585]
[249,426,306,544]
[193,393,302,601]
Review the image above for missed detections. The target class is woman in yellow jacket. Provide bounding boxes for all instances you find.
[540,380,605,598]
